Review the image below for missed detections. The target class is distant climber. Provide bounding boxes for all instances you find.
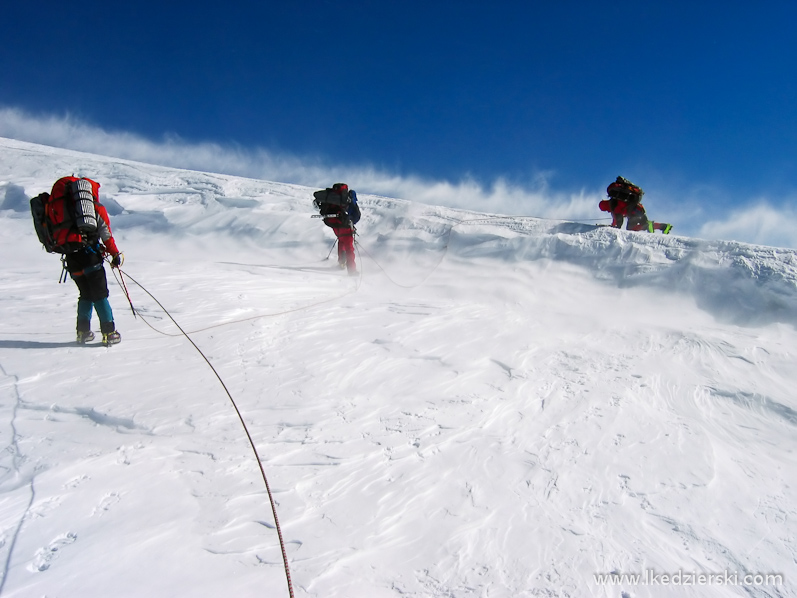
[30,176,123,345]
[599,176,672,234]
[312,183,361,275]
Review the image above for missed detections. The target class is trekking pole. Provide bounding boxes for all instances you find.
[107,256,136,318]
[325,239,338,260]
[117,269,137,318]
[59,256,69,283]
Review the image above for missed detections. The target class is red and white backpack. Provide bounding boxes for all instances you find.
[30,176,102,254]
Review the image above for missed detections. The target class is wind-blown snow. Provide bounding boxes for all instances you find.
[0,137,795,597]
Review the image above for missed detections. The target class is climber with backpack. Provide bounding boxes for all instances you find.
[30,176,124,345]
[313,183,361,275]
[599,176,672,234]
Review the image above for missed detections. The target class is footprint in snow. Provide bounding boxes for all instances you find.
[92,492,121,517]
[28,532,77,572]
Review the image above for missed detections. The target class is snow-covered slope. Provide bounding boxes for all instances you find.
[1,137,795,597]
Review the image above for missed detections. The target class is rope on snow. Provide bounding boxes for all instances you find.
[113,268,296,598]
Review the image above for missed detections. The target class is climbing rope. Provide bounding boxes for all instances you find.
[114,268,295,598]
[111,258,359,337]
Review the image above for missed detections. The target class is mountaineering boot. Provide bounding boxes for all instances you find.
[76,330,95,344]
[76,317,93,344]
[647,221,655,233]
[102,331,121,346]
[663,223,673,234]
[100,321,121,346]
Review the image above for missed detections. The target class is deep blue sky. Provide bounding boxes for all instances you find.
[3,0,796,201]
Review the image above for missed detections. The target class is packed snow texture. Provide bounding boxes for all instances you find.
[1,137,796,597]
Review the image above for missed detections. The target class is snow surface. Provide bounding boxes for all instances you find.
[1,136,796,597]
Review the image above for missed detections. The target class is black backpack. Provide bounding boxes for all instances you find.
[313,183,351,216]
[607,176,644,204]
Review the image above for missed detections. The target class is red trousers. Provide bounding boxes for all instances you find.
[333,226,356,271]
[324,216,356,272]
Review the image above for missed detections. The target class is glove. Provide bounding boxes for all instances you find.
[111,253,123,268]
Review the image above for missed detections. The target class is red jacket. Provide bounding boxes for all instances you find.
[96,202,119,256]
[599,199,648,217]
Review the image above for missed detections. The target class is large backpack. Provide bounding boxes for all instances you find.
[30,176,102,253]
[313,183,351,216]
[607,176,644,204]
